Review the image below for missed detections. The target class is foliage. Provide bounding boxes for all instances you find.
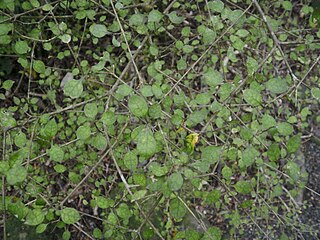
[0,0,320,239]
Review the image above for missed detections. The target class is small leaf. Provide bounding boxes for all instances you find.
[89,24,108,38]
[204,68,223,87]
[25,209,44,226]
[128,95,148,118]
[63,79,83,99]
[131,190,147,202]
[287,135,301,153]
[91,134,107,150]
[84,103,98,118]
[185,133,199,154]
[148,10,163,23]
[2,80,14,90]
[15,41,29,54]
[168,173,184,191]
[33,60,45,74]
[42,119,58,138]
[277,122,294,136]
[6,165,27,185]
[76,125,91,140]
[168,11,185,24]
[170,198,187,219]
[243,89,261,107]
[234,180,251,194]
[266,77,289,94]
[49,145,64,162]
[136,128,158,157]
[267,144,281,161]
[36,223,48,234]
[60,208,81,224]
[124,151,138,170]
[241,147,259,167]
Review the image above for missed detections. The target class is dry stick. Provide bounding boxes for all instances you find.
[59,122,128,206]
[72,223,94,240]
[252,0,308,88]
[110,0,144,86]
[160,3,253,104]
[104,133,165,240]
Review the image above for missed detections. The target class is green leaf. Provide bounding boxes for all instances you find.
[84,103,98,118]
[25,209,44,226]
[266,77,289,94]
[246,57,258,76]
[241,147,259,168]
[128,95,148,118]
[204,189,221,204]
[168,173,184,191]
[267,144,281,161]
[170,198,187,219]
[100,111,116,125]
[116,203,132,220]
[33,60,45,74]
[311,87,320,100]
[6,165,27,185]
[287,135,301,153]
[207,0,224,13]
[243,89,261,107]
[201,146,221,164]
[63,79,83,99]
[116,84,133,96]
[54,164,66,173]
[60,34,71,43]
[89,24,108,38]
[36,223,48,234]
[148,162,168,177]
[96,196,112,209]
[2,80,14,90]
[204,68,223,87]
[202,28,216,45]
[234,180,251,194]
[148,10,163,23]
[131,190,147,202]
[129,13,145,26]
[261,114,276,130]
[42,119,58,138]
[76,125,91,140]
[91,134,107,150]
[136,128,157,157]
[222,165,232,180]
[14,132,27,148]
[277,122,294,136]
[60,207,81,224]
[15,41,29,54]
[124,151,138,170]
[49,145,64,162]
[168,11,185,24]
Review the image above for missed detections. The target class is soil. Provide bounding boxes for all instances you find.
[301,141,320,240]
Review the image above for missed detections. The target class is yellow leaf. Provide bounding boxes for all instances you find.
[185,133,199,153]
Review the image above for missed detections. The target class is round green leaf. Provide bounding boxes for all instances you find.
[63,79,83,99]
[25,209,45,226]
[76,125,91,140]
[168,172,184,191]
[136,128,157,157]
[49,145,64,162]
[124,151,138,170]
[243,89,262,107]
[14,132,27,148]
[170,198,187,219]
[33,60,45,74]
[84,103,98,118]
[128,95,148,118]
[6,165,27,185]
[60,207,81,224]
[89,24,108,38]
[266,77,289,94]
[91,134,107,150]
[15,41,29,54]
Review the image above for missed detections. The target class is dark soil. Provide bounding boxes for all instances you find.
[301,141,320,240]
